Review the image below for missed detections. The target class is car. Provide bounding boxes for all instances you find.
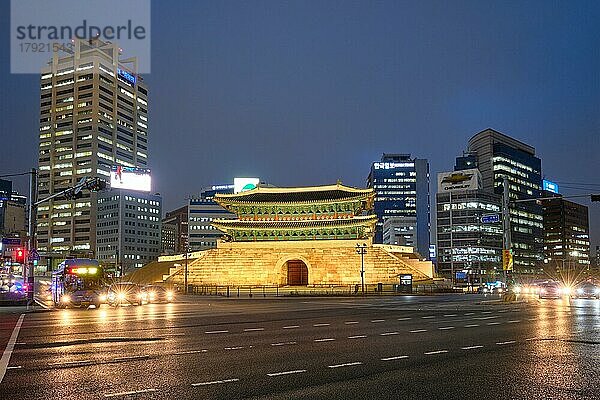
[145,285,175,303]
[106,282,147,306]
[572,282,600,299]
[539,282,561,299]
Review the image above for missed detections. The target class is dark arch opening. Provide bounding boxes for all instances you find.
[286,260,308,286]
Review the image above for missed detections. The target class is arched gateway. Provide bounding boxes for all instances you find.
[286,260,308,286]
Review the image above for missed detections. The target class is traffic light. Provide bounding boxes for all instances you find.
[592,194,600,202]
[15,248,25,264]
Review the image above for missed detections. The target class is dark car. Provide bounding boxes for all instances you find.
[539,282,561,299]
[572,282,600,299]
[145,285,175,303]
[106,282,147,306]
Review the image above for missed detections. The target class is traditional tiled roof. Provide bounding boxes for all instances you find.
[214,183,373,205]
[212,215,377,232]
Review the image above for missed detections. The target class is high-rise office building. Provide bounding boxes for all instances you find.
[36,38,149,259]
[161,206,188,254]
[457,129,544,273]
[541,189,590,269]
[435,169,503,284]
[367,154,430,258]
[96,189,161,275]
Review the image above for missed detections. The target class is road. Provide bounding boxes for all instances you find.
[1,294,599,399]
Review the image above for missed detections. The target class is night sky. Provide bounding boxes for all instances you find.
[1,1,598,249]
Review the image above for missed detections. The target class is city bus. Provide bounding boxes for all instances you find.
[51,259,106,308]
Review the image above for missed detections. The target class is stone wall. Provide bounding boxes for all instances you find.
[169,239,434,286]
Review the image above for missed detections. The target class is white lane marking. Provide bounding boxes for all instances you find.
[344,321,359,325]
[244,328,264,332]
[475,316,499,320]
[313,323,330,327]
[424,350,448,355]
[381,355,409,361]
[105,388,158,397]
[267,369,307,377]
[348,335,367,339]
[397,317,412,321]
[380,332,399,336]
[422,316,435,319]
[487,322,501,325]
[6,366,22,370]
[528,318,537,321]
[49,360,94,367]
[525,337,537,341]
[507,320,521,323]
[465,324,480,328]
[438,326,455,330]
[371,319,385,323]
[464,313,475,316]
[271,341,297,346]
[114,355,149,362]
[481,311,492,314]
[496,340,516,345]
[461,345,484,350]
[192,378,239,386]
[328,361,362,368]
[0,314,24,384]
[283,325,300,329]
[14,343,26,345]
[443,314,457,317]
[314,338,335,342]
[410,329,427,333]
[224,346,244,350]
[174,350,207,355]
[205,330,229,334]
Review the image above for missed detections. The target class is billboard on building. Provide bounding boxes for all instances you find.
[437,169,482,192]
[110,166,151,192]
[543,180,559,194]
[234,178,259,193]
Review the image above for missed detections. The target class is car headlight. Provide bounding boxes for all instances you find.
[117,292,126,300]
[62,295,71,303]
[513,286,521,294]
[540,289,546,294]
[149,292,155,300]
[99,294,107,302]
[595,288,600,295]
[577,288,584,295]
[561,287,571,295]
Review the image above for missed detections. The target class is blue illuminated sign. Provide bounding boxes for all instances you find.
[481,214,500,224]
[543,180,559,194]
[117,68,136,85]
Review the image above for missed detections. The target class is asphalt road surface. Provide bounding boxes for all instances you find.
[1,294,599,399]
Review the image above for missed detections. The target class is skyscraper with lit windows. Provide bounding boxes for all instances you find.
[36,38,149,261]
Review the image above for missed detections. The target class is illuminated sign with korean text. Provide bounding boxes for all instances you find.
[110,165,151,192]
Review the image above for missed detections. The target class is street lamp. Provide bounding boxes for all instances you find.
[356,243,367,296]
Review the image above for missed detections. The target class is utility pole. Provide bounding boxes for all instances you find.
[184,246,189,295]
[356,243,367,296]
[26,168,37,306]
[502,176,512,286]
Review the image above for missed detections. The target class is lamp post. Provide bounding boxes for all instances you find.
[356,243,367,296]
[184,245,189,295]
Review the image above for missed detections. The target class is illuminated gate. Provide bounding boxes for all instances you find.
[286,260,308,286]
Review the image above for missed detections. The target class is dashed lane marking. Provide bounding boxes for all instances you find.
[487,322,501,325]
[345,321,359,325]
[0,314,24,384]
[49,360,94,367]
[397,317,412,321]
[313,323,331,327]
[380,332,399,336]
[422,316,435,319]
[224,346,244,350]
[105,388,158,397]
[174,350,207,355]
[438,326,455,330]
[443,314,457,317]
[371,319,385,323]
[464,313,475,316]
[507,320,521,323]
[381,355,409,361]
[410,329,427,333]
[267,369,307,377]
[314,338,335,342]
[244,328,265,332]
[424,350,448,355]
[191,378,240,387]
[348,335,367,339]
[465,324,480,328]
[205,330,229,334]
[461,345,484,350]
[328,361,362,368]
[283,325,300,329]
[496,341,516,345]
[271,341,297,346]
[6,366,22,370]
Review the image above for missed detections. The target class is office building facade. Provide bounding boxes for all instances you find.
[458,129,544,273]
[541,194,590,268]
[435,169,503,284]
[188,185,236,251]
[161,206,188,254]
[36,38,149,258]
[367,154,430,257]
[96,189,161,275]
